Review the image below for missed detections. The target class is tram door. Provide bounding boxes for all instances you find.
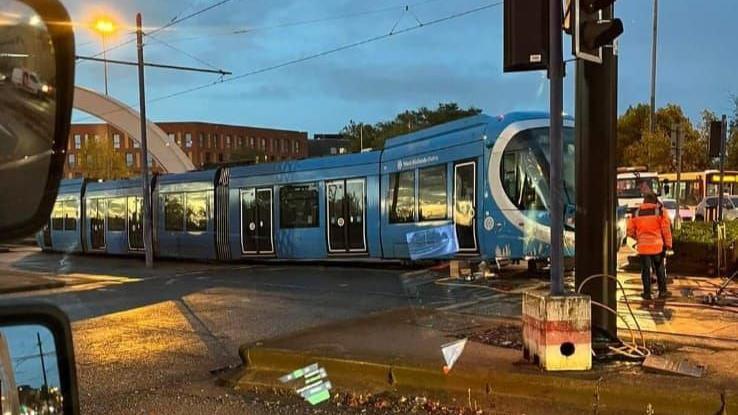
[128,197,144,251]
[241,188,274,254]
[327,179,366,253]
[89,199,106,250]
[42,220,52,247]
[454,161,477,252]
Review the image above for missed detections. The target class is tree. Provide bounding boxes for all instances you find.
[617,103,709,171]
[622,129,672,172]
[78,137,129,180]
[341,102,482,151]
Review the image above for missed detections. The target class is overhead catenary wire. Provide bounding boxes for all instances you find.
[77,0,237,63]
[155,0,447,45]
[147,1,503,103]
[147,34,223,71]
[73,1,501,123]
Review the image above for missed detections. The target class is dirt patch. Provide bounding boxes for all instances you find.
[237,386,490,414]
[456,324,523,350]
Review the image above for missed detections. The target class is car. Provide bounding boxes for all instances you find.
[660,198,693,223]
[10,67,47,97]
[694,195,738,221]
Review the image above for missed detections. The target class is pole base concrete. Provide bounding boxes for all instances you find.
[522,292,592,371]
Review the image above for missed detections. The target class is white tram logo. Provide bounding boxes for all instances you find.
[397,155,439,170]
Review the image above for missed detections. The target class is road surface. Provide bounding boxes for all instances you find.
[0,247,531,414]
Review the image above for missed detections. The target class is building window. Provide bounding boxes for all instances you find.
[339,147,347,154]
[280,183,319,228]
[281,139,287,152]
[133,137,140,148]
[126,153,133,167]
[330,147,337,155]
[218,153,224,162]
[74,134,81,149]
[185,192,208,232]
[164,193,184,232]
[107,198,126,231]
[205,152,212,163]
[68,154,75,167]
[225,135,231,147]
[260,138,266,150]
[418,165,447,221]
[389,170,415,223]
[293,140,300,154]
[185,132,193,148]
[199,133,204,147]
[113,133,121,149]
[237,136,243,147]
[249,137,255,148]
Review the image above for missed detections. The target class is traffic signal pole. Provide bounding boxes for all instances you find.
[574,5,619,339]
[549,0,565,295]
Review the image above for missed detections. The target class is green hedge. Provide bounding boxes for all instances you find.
[673,221,738,245]
[671,221,738,274]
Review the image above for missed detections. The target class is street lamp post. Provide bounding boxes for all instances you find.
[93,19,115,96]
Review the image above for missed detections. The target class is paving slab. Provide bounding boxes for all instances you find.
[231,307,736,415]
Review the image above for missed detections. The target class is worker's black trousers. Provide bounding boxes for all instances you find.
[640,253,667,296]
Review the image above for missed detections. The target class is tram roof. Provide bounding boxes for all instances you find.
[229,150,381,179]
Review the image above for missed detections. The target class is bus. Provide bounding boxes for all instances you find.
[617,167,661,214]
[660,170,738,207]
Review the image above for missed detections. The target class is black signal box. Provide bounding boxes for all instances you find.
[503,0,549,72]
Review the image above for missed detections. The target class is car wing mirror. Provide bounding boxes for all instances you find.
[0,304,79,415]
[0,0,75,242]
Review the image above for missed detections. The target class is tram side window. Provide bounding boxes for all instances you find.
[51,201,64,231]
[63,199,78,231]
[418,165,447,221]
[389,171,416,223]
[186,192,208,232]
[280,184,319,228]
[164,193,185,232]
[107,198,126,231]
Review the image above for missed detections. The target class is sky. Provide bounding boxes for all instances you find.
[65,0,738,135]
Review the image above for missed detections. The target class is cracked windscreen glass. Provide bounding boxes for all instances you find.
[0,1,736,415]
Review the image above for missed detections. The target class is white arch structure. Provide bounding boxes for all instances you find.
[73,86,195,173]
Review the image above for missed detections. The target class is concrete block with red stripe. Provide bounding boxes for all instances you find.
[522,292,591,371]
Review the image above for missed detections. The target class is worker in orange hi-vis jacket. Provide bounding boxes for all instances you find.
[627,193,673,300]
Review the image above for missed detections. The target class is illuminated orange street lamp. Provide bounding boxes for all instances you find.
[92,18,116,95]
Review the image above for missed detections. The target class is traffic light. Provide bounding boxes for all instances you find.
[709,120,724,158]
[503,0,549,72]
[573,0,623,63]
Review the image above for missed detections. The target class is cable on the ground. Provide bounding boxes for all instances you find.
[578,274,651,359]
[433,276,530,295]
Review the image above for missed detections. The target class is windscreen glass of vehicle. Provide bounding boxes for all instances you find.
[0,0,57,230]
[617,177,660,198]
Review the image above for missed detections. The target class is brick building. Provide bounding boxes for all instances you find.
[308,133,353,157]
[64,121,309,178]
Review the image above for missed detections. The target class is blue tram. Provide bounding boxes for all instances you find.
[38,112,576,263]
